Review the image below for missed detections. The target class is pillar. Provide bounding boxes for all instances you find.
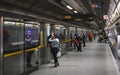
[0,16,3,75]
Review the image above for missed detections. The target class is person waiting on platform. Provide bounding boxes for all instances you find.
[77,34,82,52]
[72,35,79,51]
[88,32,93,42]
[49,33,60,67]
[82,32,86,47]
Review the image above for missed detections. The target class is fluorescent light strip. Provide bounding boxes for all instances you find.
[67,5,73,10]
[74,10,78,13]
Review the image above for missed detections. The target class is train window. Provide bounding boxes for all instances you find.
[3,20,25,52]
[3,17,25,75]
[24,21,41,70]
[55,25,67,41]
[25,22,40,47]
[3,18,41,74]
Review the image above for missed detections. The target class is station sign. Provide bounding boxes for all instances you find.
[64,15,71,19]
[63,14,94,21]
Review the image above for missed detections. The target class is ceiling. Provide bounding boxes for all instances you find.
[0,0,111,29]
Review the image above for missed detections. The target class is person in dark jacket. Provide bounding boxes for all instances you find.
[82,33,86,47]
[25,35,33,68]
[77,34,82,52]
[49,33,60,67]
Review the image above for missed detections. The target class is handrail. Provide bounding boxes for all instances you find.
[59,40,69,44]
[4,40,70,58]
[4,45,44,58]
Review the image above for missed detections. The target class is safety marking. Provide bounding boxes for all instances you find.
[4,45,44,58]
[4,40,70,58]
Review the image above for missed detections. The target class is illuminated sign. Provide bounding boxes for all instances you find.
[91,4,96,8]
[103,15,108,20]
[63,15,94,21]
[64,16,71,19]
[74,19,82,21]
[91,3,102,8]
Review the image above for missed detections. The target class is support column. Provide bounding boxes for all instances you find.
[0,16,3,75]
[42,23,47,64]
[66,26,70,51]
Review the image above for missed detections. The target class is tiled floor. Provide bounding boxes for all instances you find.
[30,42,120,75]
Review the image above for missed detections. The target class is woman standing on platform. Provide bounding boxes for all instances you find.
[49,33,60,67]
[72,35,79,51]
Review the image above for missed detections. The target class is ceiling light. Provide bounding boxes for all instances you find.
[4,21,15,25]
[74,10,78,13]
[66,5,73,10]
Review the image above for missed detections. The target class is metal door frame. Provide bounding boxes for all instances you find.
[0,16,4,75]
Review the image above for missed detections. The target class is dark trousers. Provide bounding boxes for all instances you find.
[78,42,82,52]
[51,47,59,63]
[83,40,86,47]
[74,44,79,50]
[89,38,92,41]
[26,51,33,65]
[74,44,77,49]
[94,36,96,40]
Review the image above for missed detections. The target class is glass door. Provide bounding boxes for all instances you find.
[3,17,25,75]
[24,21,40,72]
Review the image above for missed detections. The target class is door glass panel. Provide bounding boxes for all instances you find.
[3,17,24,75]
[24,21,40,71]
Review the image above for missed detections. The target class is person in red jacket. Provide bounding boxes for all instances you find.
[72,35,79,51]
[89,32,93,41]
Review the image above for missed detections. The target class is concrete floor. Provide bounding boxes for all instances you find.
[30,42,120,75]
